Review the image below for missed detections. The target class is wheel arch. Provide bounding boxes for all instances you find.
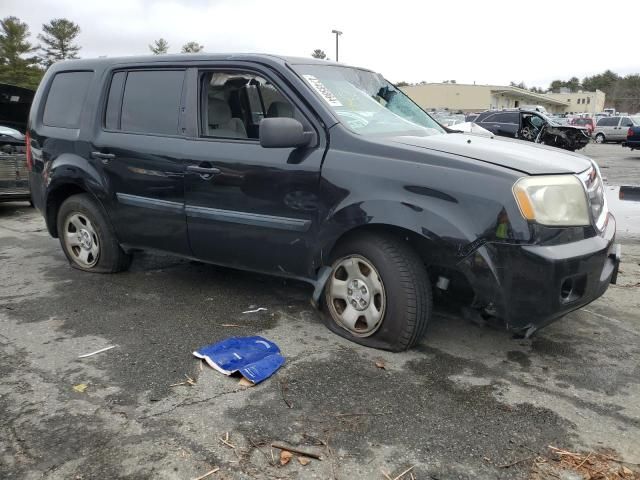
[45,155,111,238]
[315,200,472,272]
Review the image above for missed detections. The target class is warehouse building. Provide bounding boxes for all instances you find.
[401,83,605,115]
[545,88,606,115]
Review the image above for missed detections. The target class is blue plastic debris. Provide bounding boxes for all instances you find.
[193,336,285,384]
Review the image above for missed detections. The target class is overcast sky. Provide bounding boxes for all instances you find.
[5,0,639,88]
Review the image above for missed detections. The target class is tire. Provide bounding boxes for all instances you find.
[595,133,605,144]
[56,193,131,273]
[321,232,432,351]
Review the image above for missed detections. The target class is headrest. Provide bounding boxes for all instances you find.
[267,101,294,118]
[208,98,232,125]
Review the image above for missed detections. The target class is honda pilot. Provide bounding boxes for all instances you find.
[27,54,620,351]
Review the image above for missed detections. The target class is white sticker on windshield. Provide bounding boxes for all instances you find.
[303,75,343,107]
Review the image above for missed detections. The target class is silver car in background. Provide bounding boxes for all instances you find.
[594,115,640,143]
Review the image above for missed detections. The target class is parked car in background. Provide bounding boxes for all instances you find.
[623,124,640,151]
[27,54,619,350]
[474,109,591,151]
[0,126,30,203]
[0,125,25,153]
[0,83,34,203]
[571,117,595,134]
[594,116,640,143]
[439,117,465,127]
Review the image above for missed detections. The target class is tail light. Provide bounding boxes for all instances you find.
[25,131,33,171]
[628,127,634,138]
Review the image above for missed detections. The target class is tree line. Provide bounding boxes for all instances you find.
[0,16,206,90]
[550,71,640,113]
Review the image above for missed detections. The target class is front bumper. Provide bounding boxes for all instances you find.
[460,214,619,332]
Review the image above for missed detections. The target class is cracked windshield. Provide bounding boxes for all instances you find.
[295,65,445,136]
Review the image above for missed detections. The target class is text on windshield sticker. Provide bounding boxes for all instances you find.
[303,75,343,107]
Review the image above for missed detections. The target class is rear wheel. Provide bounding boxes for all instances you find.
[595,133,605,144]
[322,233,432,351]
[57,194,131,273]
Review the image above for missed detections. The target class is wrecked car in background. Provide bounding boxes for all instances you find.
[0,83,33,202]
[27,54,619,351]
[475,109,591,151]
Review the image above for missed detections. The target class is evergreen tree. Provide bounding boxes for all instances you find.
[0,16,42,89]
[149,38,169,54]
[311,49,326,59]
[181,41,203,53]
[38,18,81,67]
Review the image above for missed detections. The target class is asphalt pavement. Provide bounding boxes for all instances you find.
[1,143,639,479]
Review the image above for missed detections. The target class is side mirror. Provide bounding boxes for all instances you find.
[259,117,311,149]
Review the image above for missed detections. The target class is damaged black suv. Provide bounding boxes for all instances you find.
[475,109,591,151]
[27,54,619,351]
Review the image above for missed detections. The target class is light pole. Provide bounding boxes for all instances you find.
[331,29,342,62]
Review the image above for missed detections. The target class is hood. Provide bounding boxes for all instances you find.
[389,133,592,175]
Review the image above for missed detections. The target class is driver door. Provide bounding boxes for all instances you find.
[182,65,326,277]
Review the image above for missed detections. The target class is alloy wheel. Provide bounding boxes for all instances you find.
[326,255,386,337]
[62,213,100,268]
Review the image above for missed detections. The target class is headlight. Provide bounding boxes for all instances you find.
[513,175,590,226]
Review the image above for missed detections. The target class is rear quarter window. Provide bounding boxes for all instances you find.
[119,70,185,135]
[42,71,94,128]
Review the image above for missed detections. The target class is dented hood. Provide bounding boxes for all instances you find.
[390,132,592,175]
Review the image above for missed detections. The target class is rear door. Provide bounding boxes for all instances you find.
[91,69,190,254]
[606,116,620,140]
[617,117,634,141]
[182,64,325,277]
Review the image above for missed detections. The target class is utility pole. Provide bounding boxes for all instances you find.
[331,29,342,62]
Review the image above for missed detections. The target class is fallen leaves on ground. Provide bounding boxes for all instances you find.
[280,450,293,465]
[297,456,311,466]
[72,383,88,393]
[529,446,639,479]
[374,360,386,369]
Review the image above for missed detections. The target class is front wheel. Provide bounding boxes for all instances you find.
[57,193,131,273]
[595,133,605,144]
[322,233,432,351]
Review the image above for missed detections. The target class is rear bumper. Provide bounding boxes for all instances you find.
[459,214,619,332]
[622,140,640,149]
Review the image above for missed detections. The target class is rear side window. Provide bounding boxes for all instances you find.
[597,117,615,126]
[43,71,93,128]
[111,70,184,135]
[620,117,633,127]
[493,112,519,124]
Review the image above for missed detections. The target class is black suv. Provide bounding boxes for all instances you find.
[474,109,591,151]
[27,54,619,351]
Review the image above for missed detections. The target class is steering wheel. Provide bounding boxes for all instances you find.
[520,126,536,141]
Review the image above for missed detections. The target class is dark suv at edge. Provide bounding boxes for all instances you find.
[27,54,620,351]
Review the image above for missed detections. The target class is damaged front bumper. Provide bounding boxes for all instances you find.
[459,213,620,333]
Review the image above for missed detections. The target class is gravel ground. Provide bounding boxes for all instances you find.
[1,143,639,479]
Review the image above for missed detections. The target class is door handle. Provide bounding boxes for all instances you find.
[187,165,221,175]
[91,151,115,160]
